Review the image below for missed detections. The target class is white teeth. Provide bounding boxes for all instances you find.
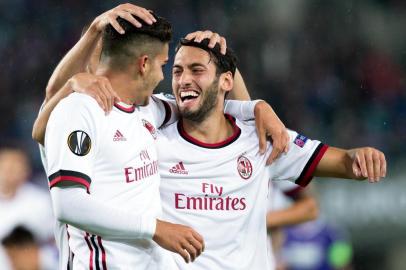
[180,91,199,98]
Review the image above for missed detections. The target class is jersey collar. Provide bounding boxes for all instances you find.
[114,102,136,113]
[177,114,241,149]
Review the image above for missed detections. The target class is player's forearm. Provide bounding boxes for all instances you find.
[51,187,156,240]
[224,99,260,120]
[266,197,319,229]
[32,81,74,145]
[314,147,362,180]
[46,23,101,101]
[227,69,251,101]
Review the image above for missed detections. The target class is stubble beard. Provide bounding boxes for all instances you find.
[180,78,219,123]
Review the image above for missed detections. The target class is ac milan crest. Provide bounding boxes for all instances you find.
[142,119,157,139]
[237,156,253,179]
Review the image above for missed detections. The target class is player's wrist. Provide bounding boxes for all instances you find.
[253,100,267,117]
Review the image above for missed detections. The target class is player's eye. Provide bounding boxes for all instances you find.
[173,69,182,76]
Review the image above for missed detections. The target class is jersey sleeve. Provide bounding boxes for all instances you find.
[150,94,179,128]
[224,100,261,121]
[45,93,100,192]
[270,130,329,187]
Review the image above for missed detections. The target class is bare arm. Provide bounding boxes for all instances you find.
[45,25,101,101]
[267,196,318,229]
[45,3,156,101]
[228,68,251,101]
[315,147,386,182]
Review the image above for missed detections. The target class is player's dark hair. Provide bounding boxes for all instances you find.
[175,38,237,77]
[2,226,36,247]
[101,13,172,69]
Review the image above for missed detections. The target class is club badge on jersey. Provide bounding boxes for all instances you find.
[142,119,157,140]
[67,130,91,156]
[237,155,253,180]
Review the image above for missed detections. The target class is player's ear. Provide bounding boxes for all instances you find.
[220,71,233,93]
[138,55,149,75]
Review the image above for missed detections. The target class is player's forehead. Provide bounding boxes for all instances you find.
[173,46,213,68]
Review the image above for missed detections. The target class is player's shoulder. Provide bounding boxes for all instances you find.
[54,92,103,116]
[235,118,257,136]
[157,119,179,139]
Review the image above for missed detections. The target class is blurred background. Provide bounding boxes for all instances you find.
[0,0,405,269]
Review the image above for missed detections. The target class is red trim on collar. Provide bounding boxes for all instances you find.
[178,114,241,149]
[114,103,136,113]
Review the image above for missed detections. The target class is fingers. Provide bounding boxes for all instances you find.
[267,143,281,165]
[105,4,156,34]
[191,230,205,252]
[116,10,142,28]
[120,3,156,24]
[107,13,126,34]
[177,247,190,263]
[182,241,197,262]
[256,122,267,155]
[352,153,362,177]
[219,37,227,55]
[357,150,368,179]
[380,151,387,177]
[208,33,220,48]
[355,148,386,182]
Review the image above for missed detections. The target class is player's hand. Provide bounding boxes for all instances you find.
[185,30,227,55]
[91,3,156,34]
[68,73,120,114]
[254,101,290,164]
[348,147,386,182]
[153,219,204,263]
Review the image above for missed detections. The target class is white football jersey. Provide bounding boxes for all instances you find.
[157,115,328,270]
[45,93,174,270]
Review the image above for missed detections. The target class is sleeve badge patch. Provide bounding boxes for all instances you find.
[294,134,308,148]
[67,130,92,156]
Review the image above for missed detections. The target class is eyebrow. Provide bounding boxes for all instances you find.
[172,63,208,69]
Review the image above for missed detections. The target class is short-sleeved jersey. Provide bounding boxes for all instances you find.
[157,115,328,270]
[45,93,173,270]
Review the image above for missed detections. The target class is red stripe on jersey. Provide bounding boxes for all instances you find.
[296,144,329,187]
[178,114,241,149]
[84,232,94,270]
[97,236,107,270]
[49,176,90,191]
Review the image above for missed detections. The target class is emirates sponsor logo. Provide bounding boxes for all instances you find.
[169,161,188,175]
[174,183,246,211]
[237,156,252,179]
[113,130,127,141]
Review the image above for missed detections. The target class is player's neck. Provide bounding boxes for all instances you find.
[95,68,146,105]
[182,108,234,144]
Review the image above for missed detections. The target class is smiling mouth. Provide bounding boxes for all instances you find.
[180,90,200,102]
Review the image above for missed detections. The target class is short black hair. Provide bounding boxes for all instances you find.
[101,13,172,69]
[2,226,36,247]
[175,38,237,77]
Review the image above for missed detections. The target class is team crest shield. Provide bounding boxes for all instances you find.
[237,156,252,179]
[142,119,157,139]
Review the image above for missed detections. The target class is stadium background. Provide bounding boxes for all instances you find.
[0,0,405,269]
